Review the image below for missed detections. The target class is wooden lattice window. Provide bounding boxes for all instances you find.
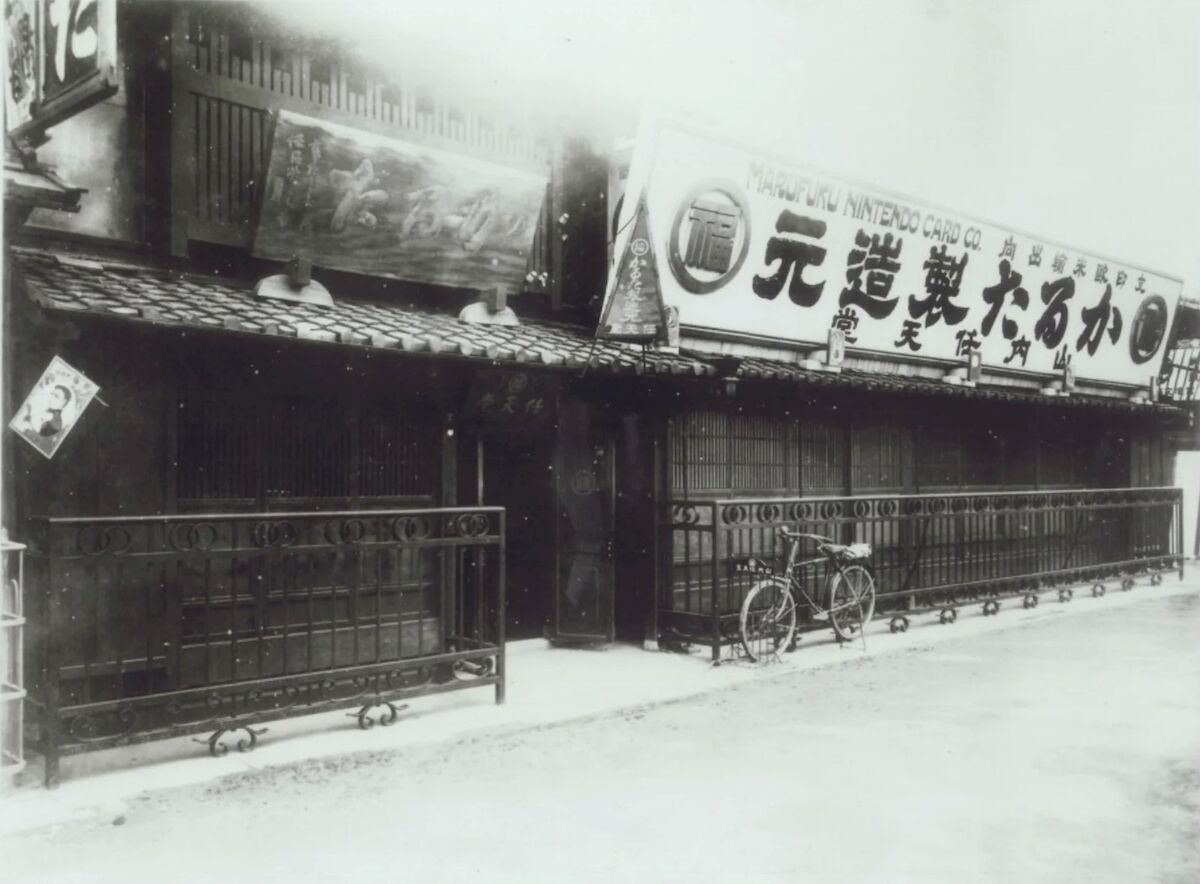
[671,410,809,497]
[915,424,960,489]
[851,415,906,491]
[800,415,846,494]
[177,398,259,503]
[177,395,440,506]
[961,424,1004,487]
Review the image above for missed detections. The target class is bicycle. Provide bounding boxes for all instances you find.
[737,528,877,662]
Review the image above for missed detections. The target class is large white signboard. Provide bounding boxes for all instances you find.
[610,117,1181,387]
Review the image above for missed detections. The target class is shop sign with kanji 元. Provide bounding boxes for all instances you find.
[609,115,1181,387]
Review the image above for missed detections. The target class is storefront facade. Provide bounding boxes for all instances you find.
[2,1,1189,784]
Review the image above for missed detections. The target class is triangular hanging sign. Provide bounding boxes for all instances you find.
[597,196,668,343]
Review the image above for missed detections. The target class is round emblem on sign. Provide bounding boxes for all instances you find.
[1129,294,1168,365]
[571,469,598,496]
[668,180,752,295]
[630,237,650,257]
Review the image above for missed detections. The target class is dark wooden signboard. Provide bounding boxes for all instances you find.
[464,369,556,429]
[252,110,547,294]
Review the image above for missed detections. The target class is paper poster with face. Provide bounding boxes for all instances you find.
[9,356,100,459]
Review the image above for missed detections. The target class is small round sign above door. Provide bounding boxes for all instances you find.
[571,469,598,496]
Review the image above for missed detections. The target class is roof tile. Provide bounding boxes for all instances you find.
[9,246,1175,414]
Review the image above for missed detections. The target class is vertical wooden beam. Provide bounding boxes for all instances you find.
[164,340,180,514]
[844,409,855,497]
[548,139,566,311]
[441,411,457,508]
[647,412,666,648]
[1033,406,1043,490]
[169,4,197,257]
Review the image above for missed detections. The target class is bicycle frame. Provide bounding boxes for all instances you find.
[780,536,863,616]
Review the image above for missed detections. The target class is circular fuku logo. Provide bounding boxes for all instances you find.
[1129,294,1169,365]
[668,181,751,295]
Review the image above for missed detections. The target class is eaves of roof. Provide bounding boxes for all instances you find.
[10,246,1182,417]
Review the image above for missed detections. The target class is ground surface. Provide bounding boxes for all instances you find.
[5,591,1199,883]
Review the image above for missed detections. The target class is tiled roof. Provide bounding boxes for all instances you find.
[13,247,706,377]
[11,247,1178,415]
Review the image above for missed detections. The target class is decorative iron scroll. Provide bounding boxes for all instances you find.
[251,520,298,549]
[75,525,132,557]
[54,660,489,756]
[390,516,432,542]
[168,522,218,553]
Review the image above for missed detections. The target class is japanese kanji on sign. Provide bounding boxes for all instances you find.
[463,369,556,429]
[4,0,119,140]
[610,115,1182,387]
[597,195,669,342]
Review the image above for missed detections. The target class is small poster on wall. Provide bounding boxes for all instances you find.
[8,356,100,459]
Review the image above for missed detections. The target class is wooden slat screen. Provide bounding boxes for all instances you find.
[672,410,813,497]
[191,94,270,228]
[850,415,906,491]
[177,398,259,502]
[800,415,846,494]
[915,424,960,489]
[177,395,441,506]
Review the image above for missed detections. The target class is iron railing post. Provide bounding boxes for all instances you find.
[705,506,715,657]
[495,509,506,706]
[1176,490,1185,579]
[41,522,61,789]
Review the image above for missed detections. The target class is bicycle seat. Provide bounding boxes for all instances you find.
[818,541,872,561]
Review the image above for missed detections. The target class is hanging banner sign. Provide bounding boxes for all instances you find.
[252,110,547,296]
[4,0,119,140]
[610,116,1182,387]
[9,356,100,459]
[597,196,668,342]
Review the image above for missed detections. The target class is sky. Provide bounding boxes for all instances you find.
[269,0,1200,287]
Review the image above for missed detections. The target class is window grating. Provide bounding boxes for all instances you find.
[177,396,440,504]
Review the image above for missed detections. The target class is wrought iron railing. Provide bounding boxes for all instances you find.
[28,507,505,787]
[664,488,1183,660]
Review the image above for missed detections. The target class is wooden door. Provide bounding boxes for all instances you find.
[550,416,615,643]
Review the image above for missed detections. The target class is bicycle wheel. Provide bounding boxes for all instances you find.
[828,564,876,642]
[739,578,797,662]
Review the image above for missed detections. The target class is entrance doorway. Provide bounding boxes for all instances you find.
[480,433,556,640]
[472,397,634,645]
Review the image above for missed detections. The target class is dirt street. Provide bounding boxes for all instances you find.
[6,591,1199,883]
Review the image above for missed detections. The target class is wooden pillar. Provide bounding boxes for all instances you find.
[169,4,196,257]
